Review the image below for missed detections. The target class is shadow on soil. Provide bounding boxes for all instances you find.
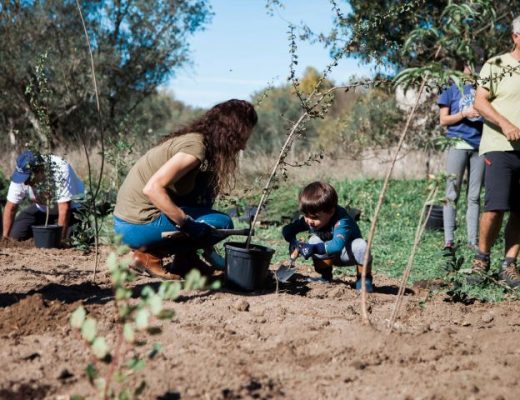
[0,272,415,310]
[0,382,51,400]
[0,282,113,308]
[157,392,181,400]
[371,285,415,296]
[0,281,219,309]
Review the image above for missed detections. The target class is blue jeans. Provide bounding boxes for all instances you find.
[113,207,233,253]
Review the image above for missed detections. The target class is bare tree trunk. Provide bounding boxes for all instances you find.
[7,118,17,169]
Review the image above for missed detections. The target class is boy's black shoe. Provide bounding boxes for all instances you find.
[313,258,333,282]
[355,274,374,293]
[498,260,520,289]
[466,256,490,285]
[320,267,333,282]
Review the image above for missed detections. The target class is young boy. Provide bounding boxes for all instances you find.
[282,181,373,292]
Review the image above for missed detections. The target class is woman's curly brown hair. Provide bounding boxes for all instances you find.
[160,99,257,194]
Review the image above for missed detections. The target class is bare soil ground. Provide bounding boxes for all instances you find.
[1,242,519,400]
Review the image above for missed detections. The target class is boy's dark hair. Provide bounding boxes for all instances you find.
[298,181,338,215]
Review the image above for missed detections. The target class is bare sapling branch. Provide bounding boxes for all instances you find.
[387,184,439,334]
[76,0,106,281]
[359,45,442,325]
[245,112,309,248]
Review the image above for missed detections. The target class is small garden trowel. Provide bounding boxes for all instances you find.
[275,247,299,283]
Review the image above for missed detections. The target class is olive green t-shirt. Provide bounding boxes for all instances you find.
[114,133,206,223]
[478,53,520,155]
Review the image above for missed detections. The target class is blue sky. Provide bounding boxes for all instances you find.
[165,0,372,108]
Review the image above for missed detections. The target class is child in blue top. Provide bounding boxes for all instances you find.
[437,62,484,257]
[282,181,373,292]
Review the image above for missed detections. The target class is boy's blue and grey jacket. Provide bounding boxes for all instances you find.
[282,206,362,255]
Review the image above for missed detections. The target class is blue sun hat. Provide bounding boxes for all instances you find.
[11,150,41,184]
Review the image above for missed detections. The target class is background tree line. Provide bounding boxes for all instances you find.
[0,0,211,154]
[1,0,520,179]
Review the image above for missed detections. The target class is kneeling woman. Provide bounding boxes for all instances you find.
[113,99,257,279]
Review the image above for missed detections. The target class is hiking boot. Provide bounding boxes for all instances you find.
[130,250,182,280]
[498,260,520,289]
[356,274,374,293]
[466,256,490,285]
[169,251,217,277]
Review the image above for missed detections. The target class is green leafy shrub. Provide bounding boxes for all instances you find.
[70,245,219,399]
[0,168,9,205]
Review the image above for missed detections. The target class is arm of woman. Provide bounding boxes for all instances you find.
[142,152,200,227]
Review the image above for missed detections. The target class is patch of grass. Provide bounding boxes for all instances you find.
[224,178,515,302]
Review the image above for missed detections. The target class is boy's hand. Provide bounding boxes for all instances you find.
[297,241,325,259]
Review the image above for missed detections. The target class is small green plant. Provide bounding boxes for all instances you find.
[69,189,115,252]
[23,52,68,229]
[444,260,520,303]
[0,168,9,205]
[105,133,135,195]
[70,245,219,399]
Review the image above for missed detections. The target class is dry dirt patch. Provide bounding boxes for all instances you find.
[0,243,520,399]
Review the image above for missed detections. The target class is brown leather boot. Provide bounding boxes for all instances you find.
[312,258,334,281]
[130,250,182,280]
[169,251,217,277]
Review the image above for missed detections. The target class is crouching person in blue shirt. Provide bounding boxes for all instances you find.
[282,181,373,292]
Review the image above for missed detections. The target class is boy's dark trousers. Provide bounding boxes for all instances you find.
[9,204,78,241]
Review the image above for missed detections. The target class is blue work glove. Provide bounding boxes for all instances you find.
[297,241,326,260]
[180,216,212,240]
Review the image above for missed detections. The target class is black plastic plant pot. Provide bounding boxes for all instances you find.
[224,241,275,292]
[32,225,62,248]
[425,204,444,231]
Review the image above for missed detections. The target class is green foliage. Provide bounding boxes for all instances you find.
[393,64,467,92]
[250,84,309,154]
[0,0,212,150]
[69,190,115,251]
[334,0,518,70]
[116,92,204,158]
[392,0,510,96]
[23,54,68,227]
[299,67,333,94]
[70,245,210,399]
[328,89,403,156]
[444,253,520,303]
[104,134,136,195]
[0,168,9,205]
[249,67,339,154]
